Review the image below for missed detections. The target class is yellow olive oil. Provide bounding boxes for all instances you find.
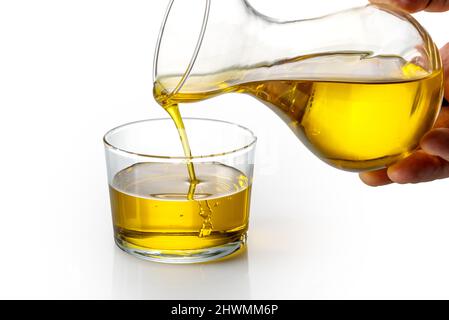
[110,162,251,251]
[154,59,442,171]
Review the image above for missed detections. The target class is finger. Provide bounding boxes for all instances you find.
[369,0,449,13]
[387,150,449,183]
[440,43,449,101]
[420,128,449,161]
[424,0,449,12]
[359,168,393,186]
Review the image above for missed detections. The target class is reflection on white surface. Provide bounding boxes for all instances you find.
[112,246,251,299]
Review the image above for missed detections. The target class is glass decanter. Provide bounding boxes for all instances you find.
[153,0,443,171]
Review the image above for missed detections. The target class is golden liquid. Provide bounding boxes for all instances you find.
[163,103,198,198]
[154,75,252,247]
[154,60,443,171]
[110,162,251,251]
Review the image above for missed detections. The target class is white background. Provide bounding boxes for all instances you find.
[0,0,449,299]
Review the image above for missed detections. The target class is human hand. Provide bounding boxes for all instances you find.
[360,0,449,186]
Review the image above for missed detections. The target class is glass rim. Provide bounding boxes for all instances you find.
[103,117,257,160]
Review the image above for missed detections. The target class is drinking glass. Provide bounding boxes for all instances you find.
[104,118,257,263]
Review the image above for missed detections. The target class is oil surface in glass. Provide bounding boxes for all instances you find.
[110,162,251,251]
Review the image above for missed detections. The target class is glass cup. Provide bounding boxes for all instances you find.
[103,118,257,263]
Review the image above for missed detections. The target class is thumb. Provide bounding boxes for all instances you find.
[369,0,449,13]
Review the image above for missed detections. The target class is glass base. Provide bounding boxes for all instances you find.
[114,234,246,264]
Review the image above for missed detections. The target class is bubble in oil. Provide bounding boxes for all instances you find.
[198,200,213,238]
